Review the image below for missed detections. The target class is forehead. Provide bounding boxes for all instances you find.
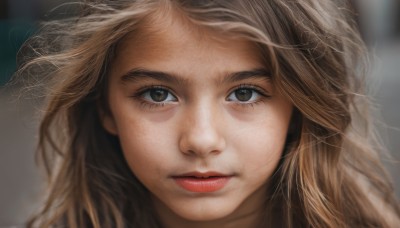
[110,10,265,79]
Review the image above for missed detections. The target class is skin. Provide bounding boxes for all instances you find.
[102,13,293,228]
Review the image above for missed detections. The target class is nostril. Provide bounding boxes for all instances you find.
[178,131,225,157]
[178,107,226,157]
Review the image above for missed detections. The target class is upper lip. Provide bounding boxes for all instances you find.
[172,171,233,178]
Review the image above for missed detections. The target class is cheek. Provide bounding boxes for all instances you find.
[234,127,285,167]
[231,113,290,176]
[116,116,176,180]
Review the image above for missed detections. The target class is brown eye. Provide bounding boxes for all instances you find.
[140,87,178,103]
[226,85,268,104]
[234,89,253,101]
[227,88,260,102]
[150,89,168,102]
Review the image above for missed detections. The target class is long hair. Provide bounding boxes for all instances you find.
[15,0,400,227]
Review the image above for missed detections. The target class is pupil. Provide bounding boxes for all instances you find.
[150,89,168,102]
[235,89,252,101]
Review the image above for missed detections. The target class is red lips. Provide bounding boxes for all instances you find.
[172,172,232,193]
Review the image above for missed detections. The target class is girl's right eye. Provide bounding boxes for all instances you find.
[138,87,178,103]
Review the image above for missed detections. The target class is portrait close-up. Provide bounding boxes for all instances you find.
[1,0,400,227]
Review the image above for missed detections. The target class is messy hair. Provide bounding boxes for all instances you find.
[15,0,400,227]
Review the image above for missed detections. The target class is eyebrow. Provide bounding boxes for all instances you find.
[121,68,187,85]
[120,68,272,85]
[222,68,272,84]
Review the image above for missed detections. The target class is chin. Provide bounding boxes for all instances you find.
[168,198,239,222]
[177,209,232,222]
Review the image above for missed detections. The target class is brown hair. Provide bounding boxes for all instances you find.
[15,0,400,227]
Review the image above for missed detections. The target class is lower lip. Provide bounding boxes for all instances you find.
[173,176,231,193]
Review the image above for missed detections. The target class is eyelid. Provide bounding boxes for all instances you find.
[227,84,271,99]
[134,85,178,99]
[131,85,179,110]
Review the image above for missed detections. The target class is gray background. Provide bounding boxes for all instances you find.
[1,0,400,227]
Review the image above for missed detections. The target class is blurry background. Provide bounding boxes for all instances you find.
[1,0,400,226]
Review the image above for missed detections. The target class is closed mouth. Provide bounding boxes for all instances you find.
[172,171,233,193]
[172,171,232,178]
[174,175,227,179]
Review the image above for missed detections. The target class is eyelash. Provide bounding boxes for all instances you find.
[228,84,271,108]
[131,84,271,109]
[132,85,177,109]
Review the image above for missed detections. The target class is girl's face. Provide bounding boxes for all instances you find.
[104,17,292,226]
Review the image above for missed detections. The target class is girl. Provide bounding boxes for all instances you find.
[15,0,400,227]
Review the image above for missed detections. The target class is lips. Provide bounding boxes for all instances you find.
[172,172,232,193]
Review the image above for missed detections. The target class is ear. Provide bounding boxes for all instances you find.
[99,109,119,135]
[102,114,118,135]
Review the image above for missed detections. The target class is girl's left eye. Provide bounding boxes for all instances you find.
[226,88,262,102]
[140,88,177,103]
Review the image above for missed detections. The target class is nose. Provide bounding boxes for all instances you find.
[178,102,226,157]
